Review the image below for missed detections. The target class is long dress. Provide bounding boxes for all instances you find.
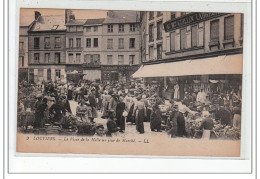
[134,101,145,133]
[102,95,111,117]
[167,110,178,137]
[150,107,162,131]
[174,84,180,99]
[176,112,186,137]
[116,102,126,131]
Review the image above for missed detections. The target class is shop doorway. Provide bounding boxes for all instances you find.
[110,71,119,82]
[47,69,51,81]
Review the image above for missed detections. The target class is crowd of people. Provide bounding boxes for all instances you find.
[17,78,242,139]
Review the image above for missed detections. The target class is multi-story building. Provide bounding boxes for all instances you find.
[100,11,141,83]
[19,23,31,82]
[65,9,85,80]
[135,11,243,100]
[28,11,67,83]
[82,18,105,81]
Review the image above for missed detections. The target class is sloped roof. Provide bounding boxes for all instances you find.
[30,15,66,31]
[84,18,105,26]
[65,19,87,26]
[103,11,140,24]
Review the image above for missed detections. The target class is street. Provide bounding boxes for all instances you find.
[69,100,168,138]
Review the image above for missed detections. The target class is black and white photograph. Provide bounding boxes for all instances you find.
[16,8,243,156]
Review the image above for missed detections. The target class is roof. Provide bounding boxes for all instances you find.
[103,11,140,24]
[30,15,66,32]
[84,18,105,26]
[65,19,87,26]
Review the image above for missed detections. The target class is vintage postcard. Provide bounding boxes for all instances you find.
[17,8,243,157]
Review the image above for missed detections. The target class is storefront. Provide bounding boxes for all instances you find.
[18,68,29,82]
[132,54,243,100]
[66,65,83,84]
[101,65,139,83]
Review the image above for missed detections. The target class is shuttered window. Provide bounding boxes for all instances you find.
[191,25,198,47]
[170,31,175,51]
[240,14,244,37]
[180,28,186,49]
[210,20,219,41]
[224,16,234,40]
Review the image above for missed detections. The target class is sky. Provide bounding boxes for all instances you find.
[20,8,108,26]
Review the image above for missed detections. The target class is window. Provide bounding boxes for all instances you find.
[19,56,24,67]
[118,38,124,49]
[93,26,98,32]
[170,31,175,51]
[84,54,92,63]
[129,38,135,48]
[86,38,91,48]
[94,38,98,48]
[191,25,198,47]
[119,24,124,32]
[149,12,154,20]
[34,37,40,49]
[157,44,162,60]
[129,55,135,65]
[44,37,50,49]
[180,28,186,49]
[149,24,154,41]
[76,53,81,63]
[45,53,50,63]
[86,27,91,32]
[34,53,39,63]
[19,42,24,50]
[224,16,234,40]
[157,21,162,40]
[149,46,154,60]
[130,24,136,32]
[68,53,73,63]
[55,37,61,48]
[107,39,113,49]
[108,25,113,32]
[240,14,244,37]
[118,55,124,65]
[76,26,81,32]
[171,12,176,20]
[55,53,60,64]
[55,70,61,79]
[157,11,162,17]
[93,54,100,64]
[210,20,219,41]
[76,38,81,48]
[69,38,73,48]
[107,55,113,65]
[68,26,73,32]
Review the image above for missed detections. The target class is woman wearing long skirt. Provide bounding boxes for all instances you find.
[150,104,162,132]
[134,96,146,134]
[116,96,126,132]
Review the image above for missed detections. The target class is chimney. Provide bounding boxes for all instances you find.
[65,9,75,23]
[34,11,41,20]
[107,11,114,18]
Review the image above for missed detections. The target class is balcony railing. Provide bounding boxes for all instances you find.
[83,62,101,68]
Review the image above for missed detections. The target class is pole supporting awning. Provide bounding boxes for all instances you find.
[132,54,243,78]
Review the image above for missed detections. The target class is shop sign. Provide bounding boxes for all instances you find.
[164,12,226,32]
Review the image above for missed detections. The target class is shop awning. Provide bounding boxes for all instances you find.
[132,54,242,78]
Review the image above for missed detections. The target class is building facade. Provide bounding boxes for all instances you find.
[28,12,67,83]
[19,25,30,82]
[136,11,243,100]
[82,18,104,81]
[100,11,141,83]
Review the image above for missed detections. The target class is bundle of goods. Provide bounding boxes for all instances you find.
[76,121,96,136]
[59,114,78,135]
[45,124,61,135]
[185,118,202,138]
[213,121,241,140]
